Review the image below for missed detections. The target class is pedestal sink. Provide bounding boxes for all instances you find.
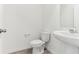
[53,30,79,54]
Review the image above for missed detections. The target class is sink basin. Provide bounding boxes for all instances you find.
[53,30,79,47]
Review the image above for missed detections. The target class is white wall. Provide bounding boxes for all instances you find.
[0,5,3,53]
[60,4,74,28]
[1,4,42,53]
[42,4,61,33]
[42,4,75,32]
[74,5,79,31]
[0,5,3,27]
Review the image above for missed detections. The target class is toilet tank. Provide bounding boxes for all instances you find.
[41,32,50,42]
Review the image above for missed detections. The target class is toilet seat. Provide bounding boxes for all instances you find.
[30,40,45,47]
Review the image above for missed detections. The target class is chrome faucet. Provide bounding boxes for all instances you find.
[69,26,78,33]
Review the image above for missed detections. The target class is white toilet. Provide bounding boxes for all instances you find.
[30,32,50,54]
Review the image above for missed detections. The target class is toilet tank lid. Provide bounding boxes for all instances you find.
[41,32,50,34]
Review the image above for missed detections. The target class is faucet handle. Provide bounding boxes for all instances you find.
[69,27,78,33]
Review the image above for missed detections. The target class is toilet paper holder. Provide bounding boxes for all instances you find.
[0,29,6,33]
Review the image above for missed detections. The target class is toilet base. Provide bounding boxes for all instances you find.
[32,46,44,54]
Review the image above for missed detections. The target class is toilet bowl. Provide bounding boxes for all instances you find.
[30,32,50,54]
[30,39,45,54]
